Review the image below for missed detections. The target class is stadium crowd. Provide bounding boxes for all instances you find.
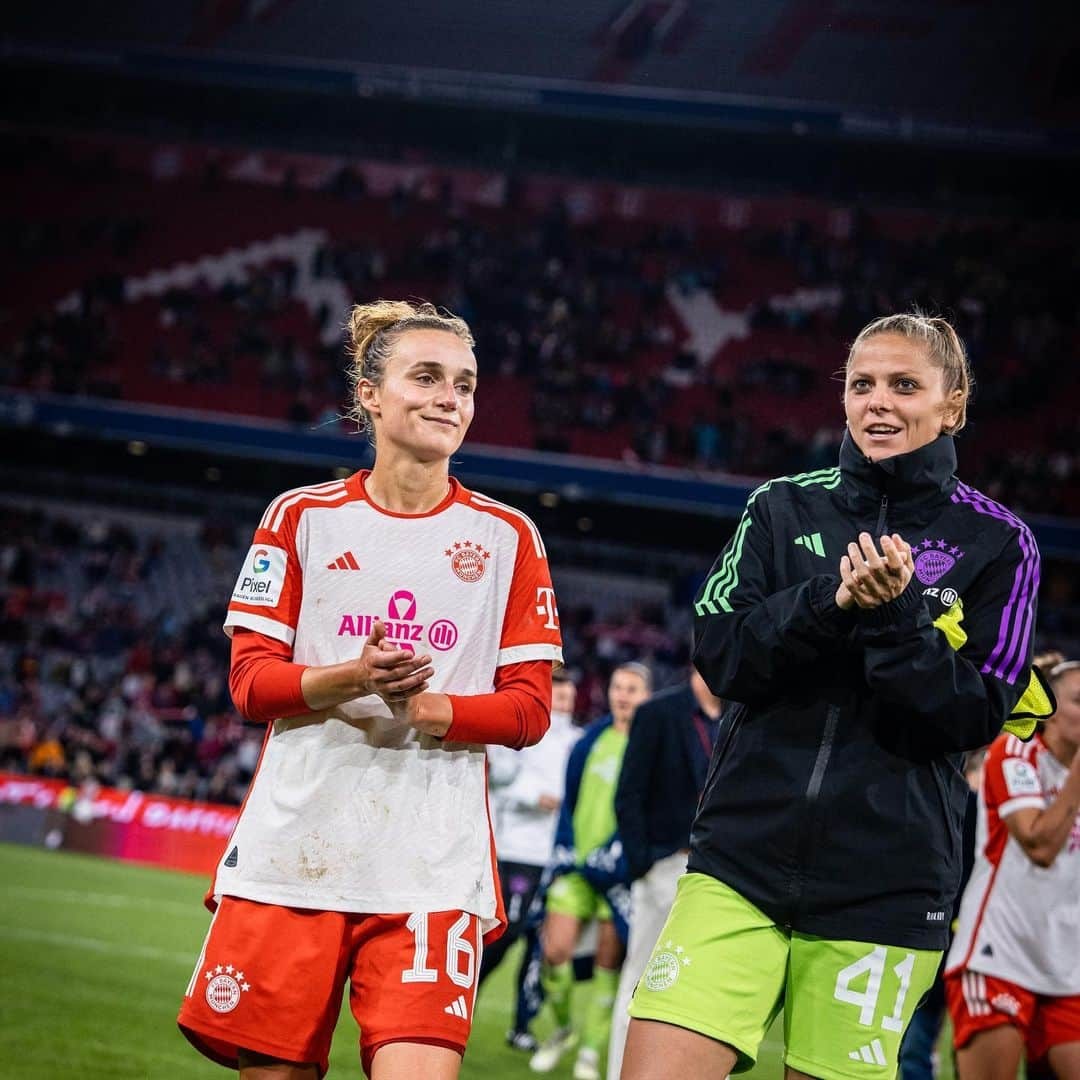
[0,501,686,805]
[3,138,1079,516]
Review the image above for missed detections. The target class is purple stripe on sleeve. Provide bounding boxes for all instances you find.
[952,485,1021,675]
[951,482,1039,684]
[1010,552,1041,684]
[953,483,1039,684]
[959,484,1036,681]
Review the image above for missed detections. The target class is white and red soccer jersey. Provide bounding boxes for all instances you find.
[214,472,563,934]
[946,732,1080,995]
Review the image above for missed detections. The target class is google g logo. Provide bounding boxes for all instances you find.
[252,549,271,574]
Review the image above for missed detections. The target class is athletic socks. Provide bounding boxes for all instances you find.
[580,964,619,1053]
[541,960,574,1028]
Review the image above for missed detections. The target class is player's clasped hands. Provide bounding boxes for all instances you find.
[356,620,434,703]
[369,622,455,737]
[835,532,914,610]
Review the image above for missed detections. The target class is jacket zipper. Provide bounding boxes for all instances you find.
[788,703,841,918]
[875,494,889,536]
[806,705,840,804]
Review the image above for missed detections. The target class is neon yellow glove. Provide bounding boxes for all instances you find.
[932,599,1054,741]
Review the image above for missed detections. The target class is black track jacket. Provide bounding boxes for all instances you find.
[690,434,1040,949]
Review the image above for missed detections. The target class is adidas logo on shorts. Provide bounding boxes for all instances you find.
[848,1039,887,1065]
[444,995,468,1020]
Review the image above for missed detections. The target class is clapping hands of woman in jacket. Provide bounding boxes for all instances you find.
[837,532,914,610]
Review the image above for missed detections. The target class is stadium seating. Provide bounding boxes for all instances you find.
[0,498,690,802]
[3,135,1078,516]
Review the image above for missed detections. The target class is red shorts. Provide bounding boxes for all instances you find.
[945,969,1080,1062]
[177,896,484,1077]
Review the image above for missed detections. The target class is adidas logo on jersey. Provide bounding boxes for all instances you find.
[326,551,360,571]
[848,1039,887,1065]
[444,995,468,1019]
[794,532,826,557]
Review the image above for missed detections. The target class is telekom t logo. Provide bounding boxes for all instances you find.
[535,587,559,630]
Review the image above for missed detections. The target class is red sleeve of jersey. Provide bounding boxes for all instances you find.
[983,733,1046,819]
[229,628,311,723]
[981,736,1011,813]
[497,517,563,666]
[445,660,552,749]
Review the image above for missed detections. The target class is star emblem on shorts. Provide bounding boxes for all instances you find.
[204,962,253,991]
[663,940,692,966]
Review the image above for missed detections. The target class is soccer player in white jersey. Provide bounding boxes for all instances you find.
[945,653,1080,1080]
[178,300,563,1080]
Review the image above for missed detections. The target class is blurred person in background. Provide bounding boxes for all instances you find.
[531,662,651,1080]
[177,300,563,1080]
[481,668,583,1052]
[898,746,986,1079]
[624,312,1049,1080]
[607,666,723,1080]
[945,652,1080,1080]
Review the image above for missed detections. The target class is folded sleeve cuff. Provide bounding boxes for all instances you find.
[811,575,857,633]
[856,582,924,630]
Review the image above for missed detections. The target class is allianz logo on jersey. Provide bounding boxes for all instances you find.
[921,586,960,607]
[336,589,459,653]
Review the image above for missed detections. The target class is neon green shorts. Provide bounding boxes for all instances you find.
[546,871,612,922]
[628,873,941,1079]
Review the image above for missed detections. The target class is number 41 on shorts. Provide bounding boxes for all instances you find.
[787,938,941,1076]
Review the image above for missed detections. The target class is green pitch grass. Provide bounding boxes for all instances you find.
[0,844,963,1079]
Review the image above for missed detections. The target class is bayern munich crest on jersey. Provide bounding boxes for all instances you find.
[445,540,491,582]
[911,538,966,586]
[203,962,251,1013]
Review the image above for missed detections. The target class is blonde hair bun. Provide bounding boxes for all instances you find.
[344,299,474,437]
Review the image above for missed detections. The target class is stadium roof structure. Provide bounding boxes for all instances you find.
[4,390,1079,559]
[4,0,1078,151]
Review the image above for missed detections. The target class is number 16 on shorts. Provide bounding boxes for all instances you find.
[401,911,479,993]
[354,909,484,1057]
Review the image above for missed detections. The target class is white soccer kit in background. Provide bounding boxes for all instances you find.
[488,710,582,867]
[946,732,1080,995]
[217,474,562,935]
